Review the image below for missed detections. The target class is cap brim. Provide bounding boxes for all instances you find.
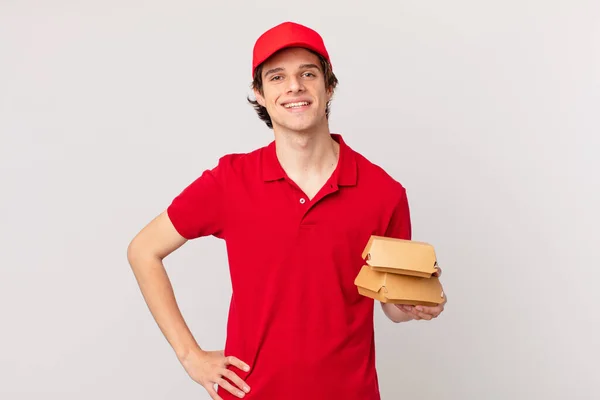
[253,41,328,76]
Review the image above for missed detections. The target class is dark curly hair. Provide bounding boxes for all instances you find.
[247,50,339,128]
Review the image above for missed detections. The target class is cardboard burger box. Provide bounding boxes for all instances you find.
[354,235,445,307]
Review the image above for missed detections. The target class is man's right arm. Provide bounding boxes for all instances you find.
[128,158,251,399]
[126,210,199,361]
[127,204,251,399]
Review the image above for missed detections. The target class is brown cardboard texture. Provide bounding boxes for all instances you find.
[354,265,444,306]
[354,235,444,306]
[361,235,438,278]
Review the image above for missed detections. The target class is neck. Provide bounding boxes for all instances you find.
[272,124,339,179]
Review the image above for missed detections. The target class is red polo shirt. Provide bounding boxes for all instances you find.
[167,134,411,400]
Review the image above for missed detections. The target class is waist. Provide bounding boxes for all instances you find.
[219,358,380,400]
[222,329,379,400]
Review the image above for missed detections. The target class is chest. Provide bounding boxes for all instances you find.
[223,179,390,268]
[220,177,400,310]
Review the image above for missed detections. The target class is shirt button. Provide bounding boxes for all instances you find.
[299,198,306,204]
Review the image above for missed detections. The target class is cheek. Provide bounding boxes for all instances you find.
[262,91,279,109]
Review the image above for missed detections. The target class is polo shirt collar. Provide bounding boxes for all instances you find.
[261,133,357,186]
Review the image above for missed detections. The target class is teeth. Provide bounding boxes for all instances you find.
[284,101,309,108]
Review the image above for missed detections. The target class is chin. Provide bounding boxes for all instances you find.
[276,115,325,133]
[282,121,317,133]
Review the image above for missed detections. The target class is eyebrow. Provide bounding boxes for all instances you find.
[263,67,284,79]
[298,63,320,71]
[263,63,321,79]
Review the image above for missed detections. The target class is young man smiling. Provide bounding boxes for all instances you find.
[127,21,446,400]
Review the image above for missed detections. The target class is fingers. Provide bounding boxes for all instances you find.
[217,374,248,398]
[398,304,443,320]
[433,265,442,277]
[195,352,252,400]
[221,356,251,398]
[225,356,251,373]
[406,305,431,320]
[396,304,423,320]
[415,305,443,319]
[222,369,251,396]
[414,307,435,320]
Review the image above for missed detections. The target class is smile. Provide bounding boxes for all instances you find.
[282,101,311,109]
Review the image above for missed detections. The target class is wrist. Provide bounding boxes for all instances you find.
[177,344,205,364]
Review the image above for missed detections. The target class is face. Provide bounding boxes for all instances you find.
[254,47,333,134]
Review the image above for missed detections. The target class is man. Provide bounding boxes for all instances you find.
[127,21,446,400]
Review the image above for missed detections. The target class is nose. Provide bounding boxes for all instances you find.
[286,75,305,94]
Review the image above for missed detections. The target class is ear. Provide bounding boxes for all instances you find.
[254,88,266,107]
[326,86,334,102]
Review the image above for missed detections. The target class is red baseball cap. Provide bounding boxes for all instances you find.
[252,21,331,78]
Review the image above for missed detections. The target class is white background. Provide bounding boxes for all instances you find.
[1,1,598,399]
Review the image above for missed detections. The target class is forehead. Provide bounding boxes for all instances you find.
[261,47,321,73]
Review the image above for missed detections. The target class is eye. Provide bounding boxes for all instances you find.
[303,72,316,78]
[270,75,283,81]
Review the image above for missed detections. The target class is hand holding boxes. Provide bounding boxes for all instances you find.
[354,235,445,307]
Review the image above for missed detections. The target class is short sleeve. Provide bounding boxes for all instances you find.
[384,186,412,240]
[167,158,228,240]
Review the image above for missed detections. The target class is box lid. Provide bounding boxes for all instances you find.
[361,235,438,277]
[354,265,444,306]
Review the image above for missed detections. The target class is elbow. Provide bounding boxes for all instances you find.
[127,236,146,269]
[126,239,138,268]
[127,235,165,272]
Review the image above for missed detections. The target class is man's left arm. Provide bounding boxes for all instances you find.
[379,187,447,322]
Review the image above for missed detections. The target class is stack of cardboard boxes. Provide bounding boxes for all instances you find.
[354,235,445,306]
